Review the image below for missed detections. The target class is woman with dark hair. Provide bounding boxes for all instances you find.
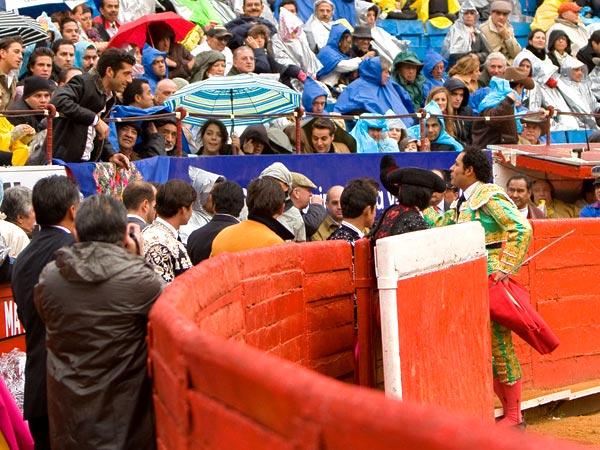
[547,29,572,69]
[198,119,233,156]
[190,51,226,82]
[147,22,195,80]
[239,125,273,155]
[525,29,547,61]
[20,47,55,81]
[370,155,446,239]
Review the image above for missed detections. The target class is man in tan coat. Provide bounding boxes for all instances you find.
[480,1,521,65]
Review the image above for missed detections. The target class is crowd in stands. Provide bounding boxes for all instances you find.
[1,0,600,163]
[1,141,597,445]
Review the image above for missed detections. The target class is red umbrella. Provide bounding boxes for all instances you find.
[107,12,196,49]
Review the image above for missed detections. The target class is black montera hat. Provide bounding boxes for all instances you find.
[387,167,447,193]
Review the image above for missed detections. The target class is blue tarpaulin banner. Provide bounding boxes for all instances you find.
[62,152,461,211]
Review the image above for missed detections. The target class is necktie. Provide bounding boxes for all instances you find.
[455,194,466,220]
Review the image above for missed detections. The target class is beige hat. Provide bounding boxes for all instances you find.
[490,0,512,12]
[291,172,317,190]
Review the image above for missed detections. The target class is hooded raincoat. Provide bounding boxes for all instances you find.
[392,51,427,111]
[317,23,361,87]
[517,47,580,130]
[190,50,226,82]
[140,44,168,93]
[303,0,335,51]
[558,55,599,130]
[271,7,323,78]
[441,1,491,65]
[334,57,415,127]
[350,113,400,153]
[35,242,162,450]
[407,101,464,151]
[301,77,329,112]
[422,47,448,99]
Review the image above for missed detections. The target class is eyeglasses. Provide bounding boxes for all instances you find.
[216,36,230,41]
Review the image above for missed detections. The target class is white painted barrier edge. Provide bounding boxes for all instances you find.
[374,222,487,399]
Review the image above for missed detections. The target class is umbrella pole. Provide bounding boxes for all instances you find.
[175,107,186,157]
[45,104,56,165]
[295,106,303,155]
[229,89,235,144]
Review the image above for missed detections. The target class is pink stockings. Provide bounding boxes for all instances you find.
[494,377,523,426]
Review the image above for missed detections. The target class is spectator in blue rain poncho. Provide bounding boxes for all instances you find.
[422,47,448,100]
[302,77,330,115]
[334,57,415,127]
[350,113,399,153]
[139,44,168,93]
[74,41,98,72]
[407,101,464,151]
[317,23,362,93]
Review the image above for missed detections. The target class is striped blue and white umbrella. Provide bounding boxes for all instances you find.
[0,11,48,47]
[164,74,301,129]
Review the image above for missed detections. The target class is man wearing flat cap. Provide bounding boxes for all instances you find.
[291,172,327,238]
[471,67,535,147]
[448,146,531,427]
[9,76,53,132]
[480,1,521,64]
[546,1,589,55]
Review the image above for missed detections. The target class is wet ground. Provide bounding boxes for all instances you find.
[528,413,600,447]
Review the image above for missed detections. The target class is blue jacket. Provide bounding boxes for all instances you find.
[580,202,600,218]
[139,44,168,93]
[422,47,447,99]
[317,24,352,78]
[334,57,415,127]
[302,78,329,112]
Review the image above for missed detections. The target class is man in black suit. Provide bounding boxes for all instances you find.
[429,169,452,213]
[12,175,79,450]
[187,181,244,265]
[122,181,157,231]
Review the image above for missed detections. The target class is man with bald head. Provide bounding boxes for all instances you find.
[153,78,178,105]
[312,185,343,241]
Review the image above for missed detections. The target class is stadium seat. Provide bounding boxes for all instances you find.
[411,46,427,60]
[425,21,449,49]
[566,129,593,144]
[397,20,427,46]
[511,21,532,48]
[549,130,568,143]
[377,20,400,37]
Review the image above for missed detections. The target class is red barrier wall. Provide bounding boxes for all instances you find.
[148,240,589,450]
[397,261,494,419]
[513,219,600,389]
